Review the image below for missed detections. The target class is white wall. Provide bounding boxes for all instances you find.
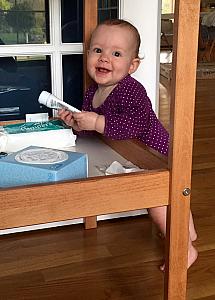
[120,0,161,113]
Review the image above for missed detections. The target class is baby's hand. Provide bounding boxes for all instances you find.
[73,111,105,133]
[73,111,98,131]
[58,109,75,127]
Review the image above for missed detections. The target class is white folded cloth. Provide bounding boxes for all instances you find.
[105,161,142,175]
[0,129,76,153]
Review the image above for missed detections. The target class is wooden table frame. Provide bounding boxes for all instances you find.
[0,1,200,299]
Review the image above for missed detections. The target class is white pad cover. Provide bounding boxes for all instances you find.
[0,129,76,153]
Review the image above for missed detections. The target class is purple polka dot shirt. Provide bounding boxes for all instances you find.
[82,75,169,156]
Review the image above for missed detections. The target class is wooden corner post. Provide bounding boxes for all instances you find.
[83,0,98,229]
[165,0,200,299]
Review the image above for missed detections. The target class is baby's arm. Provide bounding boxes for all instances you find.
[73,111,105,133]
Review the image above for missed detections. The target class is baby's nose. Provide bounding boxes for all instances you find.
[99,54,109,63]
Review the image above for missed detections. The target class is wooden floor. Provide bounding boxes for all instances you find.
[0,79,215,300]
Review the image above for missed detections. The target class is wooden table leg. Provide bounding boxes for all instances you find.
[84,216,97,229]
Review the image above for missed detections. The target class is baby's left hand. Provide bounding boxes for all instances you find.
[73,111,99,131]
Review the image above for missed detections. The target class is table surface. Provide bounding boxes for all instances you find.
[66,135,139,177]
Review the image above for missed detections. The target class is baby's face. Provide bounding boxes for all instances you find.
[87,24,139,88]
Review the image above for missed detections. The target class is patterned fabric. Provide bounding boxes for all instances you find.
[82,75,169,156]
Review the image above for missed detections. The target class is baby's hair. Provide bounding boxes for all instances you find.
[93,19,141,58]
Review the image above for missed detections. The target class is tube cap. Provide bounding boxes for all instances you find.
[38,91,51,105]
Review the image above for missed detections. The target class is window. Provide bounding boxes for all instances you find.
[0,55,51,119]
[61,0,83,43]
[0,0,83,121]
[162,0,174,14]
[0,0,49,45]
[0,0,119,121]
[98,0,119,23]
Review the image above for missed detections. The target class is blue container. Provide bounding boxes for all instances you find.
[0,146,88,188]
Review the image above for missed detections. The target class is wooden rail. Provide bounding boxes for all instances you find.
[0,170,169,230]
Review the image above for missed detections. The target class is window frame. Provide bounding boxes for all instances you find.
[0,0,83,107]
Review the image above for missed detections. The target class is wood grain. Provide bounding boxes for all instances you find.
[101,136,168,169]
[83,0,97,91]
[165,1,200,299]
[0,170,169,230]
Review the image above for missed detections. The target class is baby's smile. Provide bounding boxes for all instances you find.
[96,67,111,74]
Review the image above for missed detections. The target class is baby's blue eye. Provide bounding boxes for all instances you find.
[113,51,121,57]
[93,48,102,53]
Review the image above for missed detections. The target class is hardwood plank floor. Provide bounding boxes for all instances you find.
[0,78,214,300]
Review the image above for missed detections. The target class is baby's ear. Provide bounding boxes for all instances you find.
[128,58,141,75]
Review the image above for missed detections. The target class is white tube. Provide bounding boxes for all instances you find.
[38,91,81,113]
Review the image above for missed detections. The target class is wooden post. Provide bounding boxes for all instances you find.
[164,0,200,299]
[83,0,97,90]
[83,0,98,229]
